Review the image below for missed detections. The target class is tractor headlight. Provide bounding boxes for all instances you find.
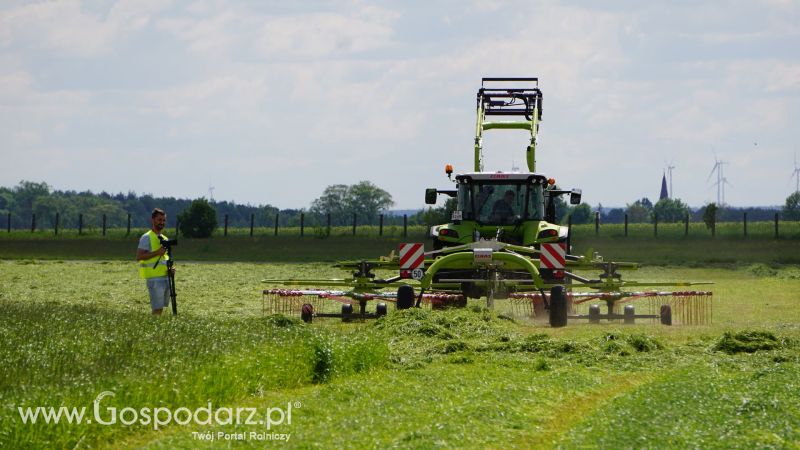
[438,229,459,239]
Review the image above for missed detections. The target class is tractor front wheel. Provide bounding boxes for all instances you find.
[549,285,567,328]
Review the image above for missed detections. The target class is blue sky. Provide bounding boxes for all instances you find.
[1,0,798,209]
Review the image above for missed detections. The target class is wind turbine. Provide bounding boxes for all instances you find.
[707,155,729,206]
[791,153,800,193]
[665,161,676,198]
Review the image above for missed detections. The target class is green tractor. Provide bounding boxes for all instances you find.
[423,78,581,300]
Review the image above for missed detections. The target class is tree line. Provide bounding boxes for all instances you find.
[1,180,796,232]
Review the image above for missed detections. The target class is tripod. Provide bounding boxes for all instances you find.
[153,243,178,315]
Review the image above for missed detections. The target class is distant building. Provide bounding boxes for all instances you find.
[659,172,668,200]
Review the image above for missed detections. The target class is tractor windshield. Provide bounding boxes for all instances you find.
[457,180,545,225]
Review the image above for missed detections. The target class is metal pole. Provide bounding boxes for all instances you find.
[327,213,331,236]
[31,214,36,233]
[102,214,106,236]
[127,213,131,236]
[274,213,279,236]
[224,214,228,236]
[300,213,304,237]
[379,214,384,236]
[79,214,83,235]
[54,213,59,236]
[6,212,10,233]
[175,220,179,237]
[250,213,254,237]
[403,214,408,238]
[352,213,357,236]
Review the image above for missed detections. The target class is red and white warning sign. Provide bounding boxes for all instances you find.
[539,242,566,269]
[399,243,425,279]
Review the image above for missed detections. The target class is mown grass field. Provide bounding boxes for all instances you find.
[1,260,799,449]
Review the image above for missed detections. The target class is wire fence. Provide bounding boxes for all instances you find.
[2,211,799,240]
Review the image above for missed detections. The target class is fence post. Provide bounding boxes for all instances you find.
[594,211,600,235]
[327,213,331,236]
[711,210,716,238]
[250,213,254,237]
[684,213,689,237]
[127,213,131,236]
[78,214,83,235]
[775,212,779,239]
[54,213,59,236]
[654,213,658,237]
[6,212,10,233]
[352,213,357,236]
[624,214,628,237]
[31,214,36,233]
[743,212,747,237]
[274,213,279,236]
[300,213,305,237]
[175,220,179,237]
[224,214,229,236]
[379,214,384,236]
[403,214,408,238]
[102,214,107,236]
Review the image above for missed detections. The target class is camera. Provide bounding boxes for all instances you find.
[158,237,178,249]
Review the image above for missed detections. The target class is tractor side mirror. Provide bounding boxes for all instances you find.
[425,188,438,205]
[570,189,582,205]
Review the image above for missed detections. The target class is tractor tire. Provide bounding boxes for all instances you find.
[549,285,568,328]
[624,305,635,324]
[341,303,353,322]
[588,304,601,324]
[660,304,672,326]
[376,302,388,317]
[301,303,314,323]
[396,285,415,310]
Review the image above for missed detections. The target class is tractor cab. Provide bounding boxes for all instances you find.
[426,171,581,248]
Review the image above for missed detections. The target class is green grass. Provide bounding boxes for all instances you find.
[1,261,799,448]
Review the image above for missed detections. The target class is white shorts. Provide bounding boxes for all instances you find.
[146,277,170,311]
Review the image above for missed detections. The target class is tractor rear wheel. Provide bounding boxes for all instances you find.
[549,285,567,328]
[376,302,388,317]
[396,285,415,310]
[301,303,314,323]
[660,304,672,326]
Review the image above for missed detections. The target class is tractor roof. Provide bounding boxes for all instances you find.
[456,172,548,182]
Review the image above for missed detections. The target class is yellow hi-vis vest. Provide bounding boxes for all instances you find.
[138,230,169,279]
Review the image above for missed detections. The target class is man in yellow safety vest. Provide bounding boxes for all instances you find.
[136,208,174,315]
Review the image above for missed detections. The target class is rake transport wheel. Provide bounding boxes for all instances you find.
[301,303,314,323]
[376,302,388,317]
[397,285,415,310]
[624,305,635,324]
[588,304,601,324]
[660,304,672,326]
[549,285,568,328]
[342,303,353,322]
